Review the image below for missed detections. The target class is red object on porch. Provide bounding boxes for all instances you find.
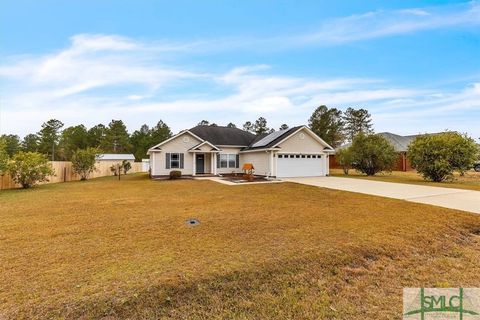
[242,163,254,171]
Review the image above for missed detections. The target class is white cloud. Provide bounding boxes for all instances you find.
[0,34,203,104]
[372,83,480,136]
[293,2,480,45]
[70,34,138,52]
[1,0,480,140]
[1,53,479,138]
[149,2,480,51]
[1,37,427,136]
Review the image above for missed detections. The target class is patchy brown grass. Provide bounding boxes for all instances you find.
[330,168,480,191]
[0,173,479,319]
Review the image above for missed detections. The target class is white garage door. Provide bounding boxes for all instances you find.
[276,154,325,178]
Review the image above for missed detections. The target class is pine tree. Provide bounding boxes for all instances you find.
[308,105,345,147]
[37,119,64,160]
[59,125,89,160]
[254,117,270,135]
[343,107,374,141]
[243,121,254,133]
[21,134,39,152]
[197,120,210,126]
[100,120,131,153]
[87,124,107,148]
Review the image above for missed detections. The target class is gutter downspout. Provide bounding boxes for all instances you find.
[268,150,274,178]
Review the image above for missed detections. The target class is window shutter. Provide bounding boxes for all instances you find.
[166,153,170,169]
[179,153,184,169]
[217,154,220,168]
[236,154,239,168]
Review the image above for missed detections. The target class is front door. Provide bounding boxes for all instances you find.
[196,154,205,174]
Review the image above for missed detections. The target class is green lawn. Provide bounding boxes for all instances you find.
[330,168,480,191]
[0,174,479,319]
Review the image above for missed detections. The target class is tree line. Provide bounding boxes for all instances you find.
[1,119,173,162]
[197,106,373,148]
[3,105,476,186]
[196,118,289,135]
[1,106,374,164]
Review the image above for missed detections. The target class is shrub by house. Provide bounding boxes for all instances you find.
[349,133,397,176]
[407,132,478,182]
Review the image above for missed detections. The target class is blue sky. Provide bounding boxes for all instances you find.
[1,0,479,138]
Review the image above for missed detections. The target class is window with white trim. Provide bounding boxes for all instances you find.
[219,154,237,168]
[170,153,180,168]
[228,154,236,168]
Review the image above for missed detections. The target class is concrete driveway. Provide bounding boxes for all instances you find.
[283,177,480,214]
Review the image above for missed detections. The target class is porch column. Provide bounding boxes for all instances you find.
[269,151,274,177]
[213,153,217,175]
[326,154,330,176]
[210,153,214,174]
[192,152,196,176]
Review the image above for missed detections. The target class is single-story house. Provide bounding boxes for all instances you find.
[330,132,422,171]
[148,125,334,178]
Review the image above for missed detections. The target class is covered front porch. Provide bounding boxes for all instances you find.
[190,151,219,176]
[188,140,221,176]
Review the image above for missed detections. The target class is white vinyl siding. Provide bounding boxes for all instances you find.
[277,128,326,153]
[150,132,201,176]
[240,152,270,176]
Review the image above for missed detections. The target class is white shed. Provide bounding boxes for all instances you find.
[96,154,135,161]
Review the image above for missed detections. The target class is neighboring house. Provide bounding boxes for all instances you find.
[330,132,424,171]
[96,154,136,162]
[374,132,421,171]
[148,125,334,178]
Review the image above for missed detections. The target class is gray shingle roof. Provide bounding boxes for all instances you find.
[189,125,256,146]
[188,125,308,150]
[337,132,422,152]
[377,132,418,152]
